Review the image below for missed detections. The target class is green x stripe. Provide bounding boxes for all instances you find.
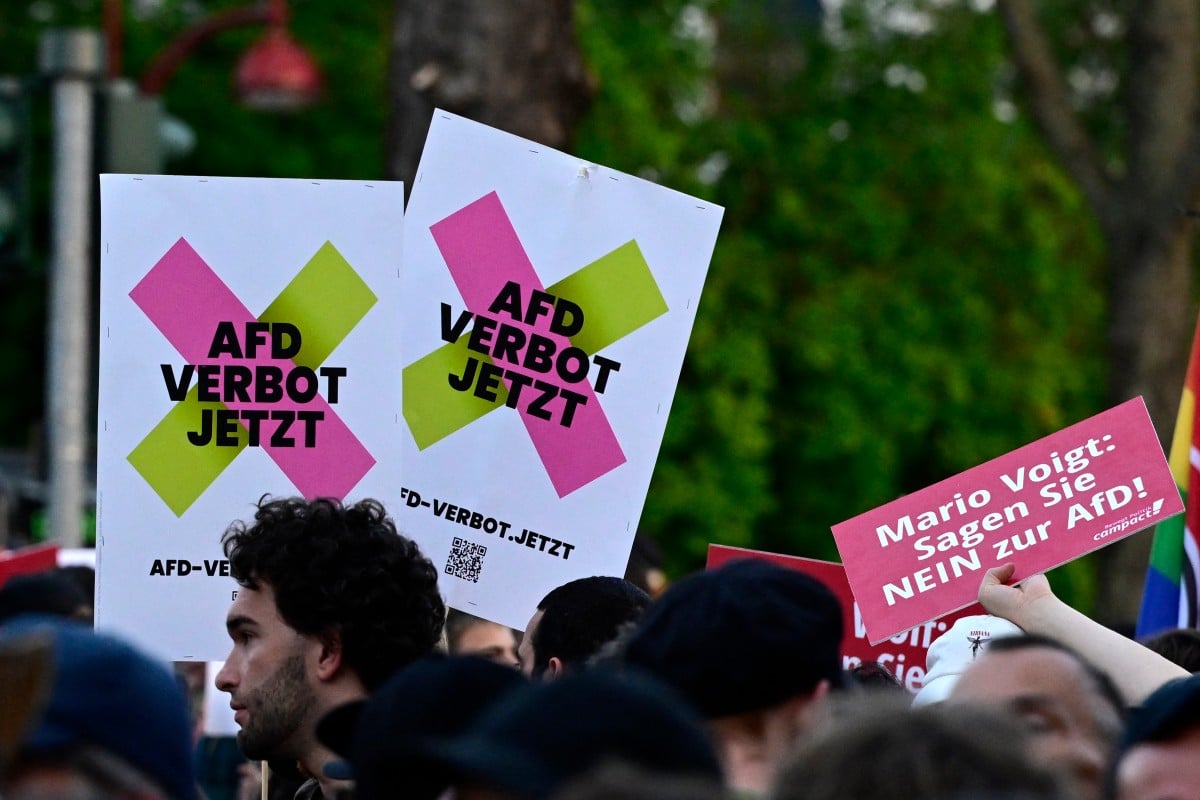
[127,242,376,516]
[403,239,667,450]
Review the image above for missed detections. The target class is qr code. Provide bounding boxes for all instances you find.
[445,537,487,583]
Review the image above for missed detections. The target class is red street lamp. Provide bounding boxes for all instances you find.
[105,0,321,109]
[235,26,322,111]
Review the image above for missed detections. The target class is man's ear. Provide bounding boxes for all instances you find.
[314,629,345,682]
[790,679,832,733]
[546,656,566,680]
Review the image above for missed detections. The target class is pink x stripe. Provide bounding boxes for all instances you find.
[129,238,375,500]
[430,192,626,497]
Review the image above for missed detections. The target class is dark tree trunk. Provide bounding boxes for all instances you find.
[998,0,1200,626]
[385,0,593,198]
[1106,224,1195,442]
[1096,223,1195,624]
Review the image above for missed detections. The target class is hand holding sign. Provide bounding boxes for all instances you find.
[973,563,1187,705]
[976,563,1052,630]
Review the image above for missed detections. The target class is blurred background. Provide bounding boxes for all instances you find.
[0,0,1192,630]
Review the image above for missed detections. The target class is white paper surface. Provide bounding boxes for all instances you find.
[398,111,723,629]
[96,176,407,660]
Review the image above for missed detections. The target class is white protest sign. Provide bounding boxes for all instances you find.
[96,176,406,660]
[398,111,723,629]
[203,662,238,737]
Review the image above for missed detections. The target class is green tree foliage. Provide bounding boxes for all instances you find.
[574,1,1108,608]
[118,1,391,178]
[993,0,1200,623]
[0,0,390,447]
[0,1,1109,608]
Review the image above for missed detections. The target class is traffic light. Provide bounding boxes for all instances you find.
[100,79,197,175]
[101,81,164,175]
[0,76,30,269]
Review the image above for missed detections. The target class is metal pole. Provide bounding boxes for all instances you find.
[39,30,103,548]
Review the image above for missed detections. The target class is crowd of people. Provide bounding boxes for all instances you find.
[0,495,1198,799]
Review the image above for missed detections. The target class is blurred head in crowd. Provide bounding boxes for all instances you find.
[446,609,520,669]
[1139,627,1200,673]
[317,654,526,800]
[0,628,51,781]
[55,565,96,618]
[519,576,650,680]
[624,532,669,598]
[421,668,721,800]
[774,696,1067,800]
[1113,673,1200,800]
[0,571,91,625]
[0,616,197,799]
[947,634,1124,800]
[842,660,905,694]
[215,496,444,794]
[620,558,843,794]
[550,761,729,800]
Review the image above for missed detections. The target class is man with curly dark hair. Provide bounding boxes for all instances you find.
[214,497,445,799]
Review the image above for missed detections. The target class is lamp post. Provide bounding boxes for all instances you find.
[106,0,322,108]
[101,0,322,172]
[39,30,105,549]
[40,2,322,549]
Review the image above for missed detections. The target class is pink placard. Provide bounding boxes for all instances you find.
[831,397,1183,644]
[707,544,983,692]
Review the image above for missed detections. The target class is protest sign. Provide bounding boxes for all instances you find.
[707,544,981,691]
[399,111,723,629]
[832,397,1183,644]
[96,176,406,660]
[0,544,59,588]
[203,662,238,737]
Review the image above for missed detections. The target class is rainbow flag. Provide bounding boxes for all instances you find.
[1136,316,1200,638]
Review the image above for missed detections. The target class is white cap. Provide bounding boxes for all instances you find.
[911,614,1023,706]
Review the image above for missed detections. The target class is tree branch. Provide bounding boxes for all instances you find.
[995,0,1113,224]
